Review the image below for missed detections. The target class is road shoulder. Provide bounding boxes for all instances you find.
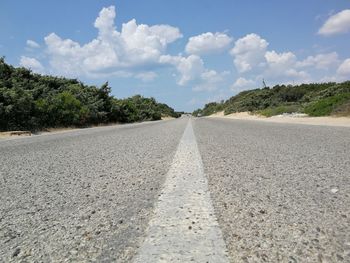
[207,111,350,127]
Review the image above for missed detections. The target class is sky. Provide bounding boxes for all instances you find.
[1,0,350,112]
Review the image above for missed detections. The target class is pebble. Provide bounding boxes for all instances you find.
[12,248,20,257]
[330,188,339,194]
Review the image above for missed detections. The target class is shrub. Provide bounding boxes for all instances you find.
[0,58,180,131]
[304,93,350,116]
[258,105,302,117]
[194,81,350,117]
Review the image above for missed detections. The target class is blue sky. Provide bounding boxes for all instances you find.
[1,0,350,111]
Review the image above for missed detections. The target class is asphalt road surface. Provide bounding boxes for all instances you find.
[1,117,349,262]
[0,119,187,262]
[193,118,350,262]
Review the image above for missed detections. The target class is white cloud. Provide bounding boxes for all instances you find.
[201,70,228,82]
[337,58,350,77]
[149,25,183,44]
[175,55,204,86]
[263,51,310,83]
[19,56,44,73]
[160,54,204,85]
[265,51,297,75]
[230,33,268,73]
[185,32,233,55]
[318,58,350,82]
[26,40,40,48]
[43,6,182,77]
[193,70,228,91]
[230,34,310,85]
[229,32,318,86]
[135,72,157,82]
[318,9,350,36]
[231,77,255,91]
[94,6,117,36]
[296,52,339,70]
[265,50,296,66]
[230,34,328,85]
[160,54,228,89]
[38,5,237,90]
[19,6,349,95]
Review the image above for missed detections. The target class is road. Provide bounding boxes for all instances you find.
[194,118,350,262]
[1,117,349,262]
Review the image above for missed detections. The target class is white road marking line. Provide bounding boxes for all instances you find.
[133,119,229,263]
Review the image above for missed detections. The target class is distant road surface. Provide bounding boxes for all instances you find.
[1,117,349,262]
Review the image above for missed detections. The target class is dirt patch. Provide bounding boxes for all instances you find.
[161,116,175,120]
[209,111,350,127]
[0,131,32,139]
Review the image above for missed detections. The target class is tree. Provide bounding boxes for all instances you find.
[0,58,180,131]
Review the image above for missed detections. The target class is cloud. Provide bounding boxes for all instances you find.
[193,70,229,91]
[296,52,339,70]
[318,9,350,36]
[231,77,256,91]
[19,56,44,73]
[262,51,309,83]
[43,6,182,77]
[230,33,268,73]
[229,34,315,85]
[19,6,348,96]
[160,54,204,85]
[265,51,298,75]
[265,50,296,66]
[185,32,233,55]
[160,54,228,89]
[26,40,40,49]
[337,58,350,77]
[319,58,350,82]
[135,72,157,82]
[36,5,228,90]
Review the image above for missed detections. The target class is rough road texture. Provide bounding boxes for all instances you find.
[133,120,229,263]
[0,119,187,262]
[2,117,350,262]
[193,118,350,262]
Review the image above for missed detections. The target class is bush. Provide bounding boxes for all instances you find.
[193,81,350,117]
[304,93,350,116]
[0,58,179,131]
[258,105,302,117]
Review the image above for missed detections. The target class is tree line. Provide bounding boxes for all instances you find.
[193,81,350,117]
[0,58,181,131]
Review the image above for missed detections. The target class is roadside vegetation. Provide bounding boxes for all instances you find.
[0,58,180,131]
[193,81,350,117]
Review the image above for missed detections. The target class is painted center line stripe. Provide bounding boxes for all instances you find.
[133,119,229,263]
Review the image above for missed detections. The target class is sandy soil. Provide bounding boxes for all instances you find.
[0,131,32,139]
[0,127,95,140]
[208,111,350,127]
[0,134,14,139]
[161,116,175,120]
